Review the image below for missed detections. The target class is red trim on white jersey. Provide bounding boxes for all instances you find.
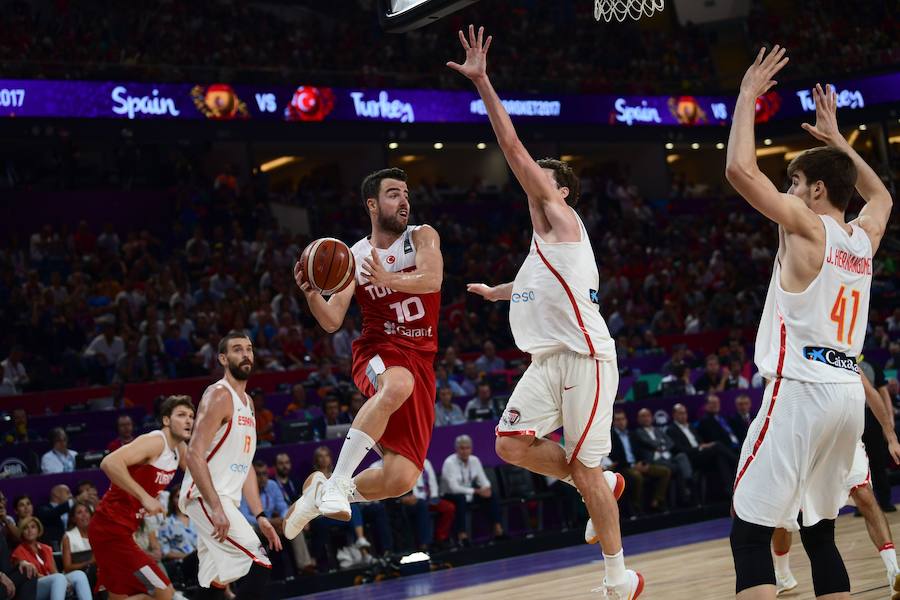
[569,359,601,465]
[534,240,597,357]
[734,317,787,492]
[187,417,233,500]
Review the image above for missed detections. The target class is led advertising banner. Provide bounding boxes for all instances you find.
[0,71,896,126]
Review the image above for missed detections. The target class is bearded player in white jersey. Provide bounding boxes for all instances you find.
[449,26,640,599]
[180,331,282,600]
[725,47,892,600]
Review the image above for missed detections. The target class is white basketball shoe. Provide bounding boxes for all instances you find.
[775,570,798,596]
[318,474,356,521]
[888,563,900,599]
[283,471,327,540]
[594,569,644,599]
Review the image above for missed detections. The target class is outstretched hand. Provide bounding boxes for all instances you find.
[801,84,840,146]
[466,283,498,302]
[447,24,492,82]
[739,45,789,99]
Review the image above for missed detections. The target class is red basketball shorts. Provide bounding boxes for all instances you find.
[352,341,436,470]
[89,513,171,596]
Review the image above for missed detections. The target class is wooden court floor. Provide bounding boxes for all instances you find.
[418,511,900,599]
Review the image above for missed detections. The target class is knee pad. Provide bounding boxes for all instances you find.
[234,563,272,600]
[799,519,849,596]
[730,517,775,593]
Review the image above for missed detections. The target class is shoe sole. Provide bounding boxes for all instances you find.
[587,473,626,544]
[892,572,900,600]
[321,507,352,521]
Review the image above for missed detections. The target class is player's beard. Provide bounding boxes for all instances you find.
[227,357,254,380]
[377,208,407,235]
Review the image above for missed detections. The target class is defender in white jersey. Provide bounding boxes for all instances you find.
[449,26,640,599]
[180,331,282,600]
[725,50,892,600]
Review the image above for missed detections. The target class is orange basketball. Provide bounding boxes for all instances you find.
[298,238,356,295]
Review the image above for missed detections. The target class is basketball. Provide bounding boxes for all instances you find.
[298,238,356,295]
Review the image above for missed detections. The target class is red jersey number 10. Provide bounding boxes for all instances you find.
[389,297,425,323]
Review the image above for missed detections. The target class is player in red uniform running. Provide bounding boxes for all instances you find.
[89,395,194,600]
[284,167,442,538]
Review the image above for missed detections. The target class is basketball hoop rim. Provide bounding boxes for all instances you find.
[594,0,665,23]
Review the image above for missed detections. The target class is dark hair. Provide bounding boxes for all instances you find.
[787,146,857,211]
[13,494,31,509]
[66,500,93,530]
[361,168,408,207]
[160,395,195,420]
[76,480,97,494]
[252,459,267,469]
[536,158,580,207]
[218,330,251,354]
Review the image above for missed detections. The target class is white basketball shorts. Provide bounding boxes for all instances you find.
[183,497,272,588]
[732,378,864,531]
[496,351,618,469]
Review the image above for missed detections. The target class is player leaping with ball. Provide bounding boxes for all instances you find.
[284,167,443,540]
[449,25,641,599]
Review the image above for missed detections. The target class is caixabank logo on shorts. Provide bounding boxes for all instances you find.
[803,346,859,373]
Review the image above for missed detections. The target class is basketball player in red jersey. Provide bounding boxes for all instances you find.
[449,26,640,599]
[89,395,194,600]
[180,331,281,600]
[726,46,891,599]
[284,167,442,538]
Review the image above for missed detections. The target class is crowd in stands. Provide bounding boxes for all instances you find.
[1,0,896,94]
[747,0,900,82]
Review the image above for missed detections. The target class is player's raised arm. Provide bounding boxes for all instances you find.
[294,262,355,333]
[448,25,579,241]
[726,47,819,236]
[361,225,442,294]
[802,84,893,252]
[100,433,166,515]
[185,387,233,541]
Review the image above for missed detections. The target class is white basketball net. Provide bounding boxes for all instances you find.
[594,0,664,22]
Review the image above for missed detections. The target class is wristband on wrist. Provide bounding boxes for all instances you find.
[255,511,266,520]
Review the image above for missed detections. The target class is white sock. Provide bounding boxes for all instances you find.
[603,549,627,586]
[880,543,897,573]
[773,550,790,578]
[331,428,376,480]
